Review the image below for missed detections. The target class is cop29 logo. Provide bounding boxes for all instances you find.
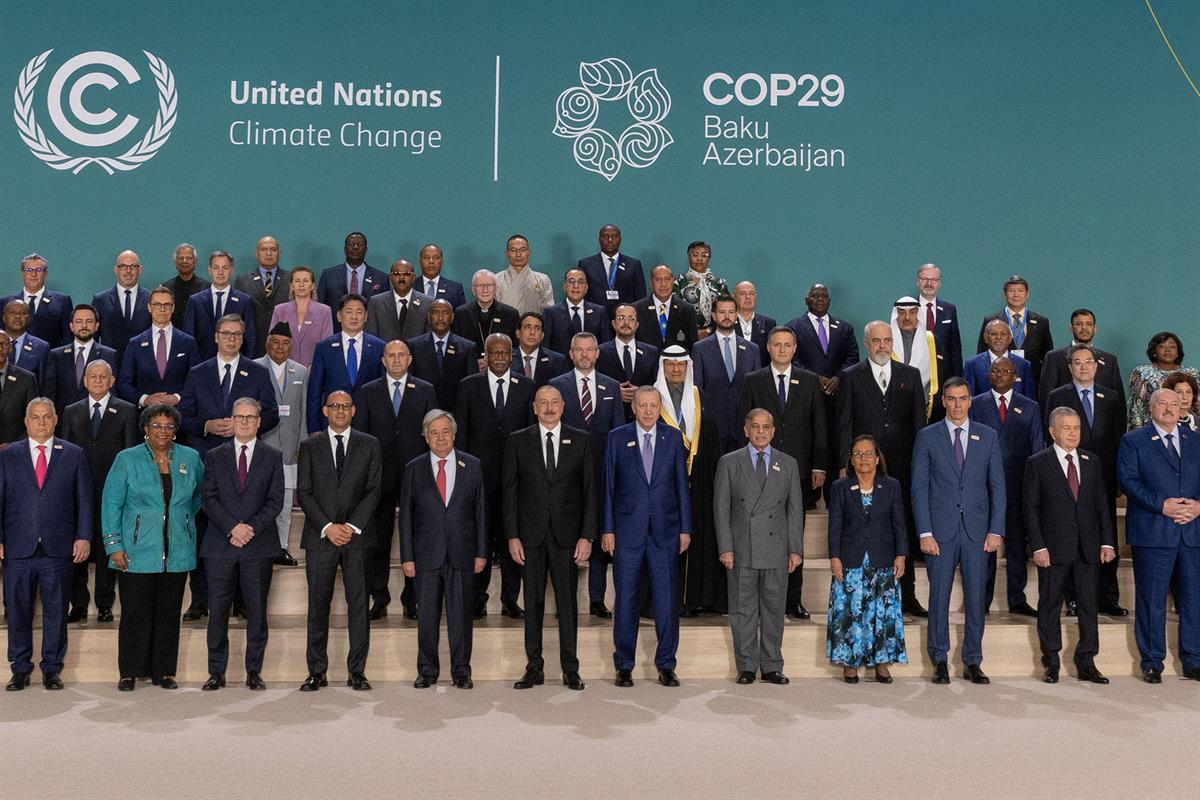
[553,58,672,182]
[13,50,178,174]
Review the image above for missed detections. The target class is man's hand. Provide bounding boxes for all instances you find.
[601,533,615,555]
[230,523,254,547]
[788,553,803,573]
[811,471,826,489]
[1100,546,1117,563]
[892,556,905,579]
[0,543,4,559]
[619,382,636,403]
[679,533,691,554]
[146,392,179,407]
[401,561,416,578]
[573,538,592,565]
[111,550,129,571]
[920,536,940,557]
[1032,548,1051,568]
[508,538,525,566]
[1162,498,1190,520]
[818,375,839,395]
[473,557,487,574]
[830,556,844,583]
[719,551,734,570]
[204,417,235,437]
[983,533,1003,553]
[72,540,91,564]
[326,523,353,547]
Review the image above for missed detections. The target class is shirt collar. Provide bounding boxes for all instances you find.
[153,323,173,335]
[73,339,91,351]
[217,353,240,371]
[393,289,413,302]
[341,331,362,346]
[28,436,54,456]
[431,331,448,344]
[233,436,257,459]
[489,370,511,385]
[519,346,539,359]
[539,422,562,438]
[807,311,827,324]
[747,443,771,461]
[117,283,140,295]
[1152,421,1180,440]
[945,417,970,435]
[1052,443,1077,461]
[992,388,1013,404]
[326,426,351,445]
[574,367,594,381]
[771,364,791,380]
[89,392,111,408]
[429,449,455,465]
[637,423,657,437]
[1073,380,1094,392]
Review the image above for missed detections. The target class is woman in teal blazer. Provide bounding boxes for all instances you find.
[101,404,204,691]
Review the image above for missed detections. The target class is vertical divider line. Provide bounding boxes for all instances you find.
[493,55,501,182]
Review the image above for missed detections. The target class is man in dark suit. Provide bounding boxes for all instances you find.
[4,254,73,347]
[737,326,827,618]
[542,268,613,355]
[91,250,151,363]
[915,263,963,377]
[234,236,291,356]
[316,231,388,310]
[1118,389,1200,683]
[965,320,1036,399]
[603,386,692,687]
[0,398,92,690]
[399,409,488,689]
[0,332,40,445]
[296,390,382,691]
[60,361,138,622]
[184,251,258,360]
[407,299,475,412]
[417,244,466,309]
[455,333,534,618]
[117,286,201,408]
[3,299,51,382]
[732,281,775,368]
[305,294,385,433]
[1046,343,1128,615]
[912,377,1007,684]
[636,265,698,351]
[1038,308,1125,411]
[200,399,285,691]
[976,275,1053,381]
[969,356,1043,615]
[162,243,209,329]
[42,304,119,418]
[1025,407,1116,684]
[452,269,519,363]
[510,312,570,389]
[352,339,436,620]
[692,295,760,453]
[504,385,597,690]
[365,259,432,343]
[598,303,659,422]
[577,224,646,316]
[836,321,928,616]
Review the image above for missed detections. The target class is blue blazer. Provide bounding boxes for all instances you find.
[8,333,51,382]
[964,351,1034,399]
[201,441,286,559]
[178,357,279,455]
[968,390,1044,505]
[510,347,571,388]
[550,370,625,480]
[43,342,120,416]
[183,287,258,360]
[3,291,73,347]
[578,252,646,308]
[117,326,201,403]
[0,438,92,558]
[416,275,466,310]
[827,474,908,569]
[1118,424,1200,548]
[787,314,859,377]
[399,450,489,571]
[911,420,1007,542]
[735,313,776,368]
[927,299,964,377]
[691,334,760,450]
[317,262,389,308]
[306,333,386,433]
[602,421,693,548]
[541,299,613,355]
[92,285,152,360]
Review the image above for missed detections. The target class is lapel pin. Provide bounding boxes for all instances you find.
[238,370,248,377]
[626,441,637,448]
[510,377,518,384]
[850,484,860,490]
[790,379,799,385]
[1151,435,1161,441]
[176,352,185,357]
[562,438,571,444]
[771,463,780,472]
[293,380,303,384]
[970,434,980,441]
[407,382,416,389]
[53,444,63,450]
[456,459,465,468]
[179,463,188,474]
[618,265,626,272]
[1029,319,1037,324]
[447,347,455,354]
[738,344,746,350]
[230,297,239,303]
[107,407,116,414]
[141,341,149,347]
[331,342,341,348]
[1096,392,1105,399]
[597,384,606,391]
[1013,406,1023,414]
[1080,453,1090,460]
[6,375,14,382]
[252,275,261,281]
[586,308,593,314]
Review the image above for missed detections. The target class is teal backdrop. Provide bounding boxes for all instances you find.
[2,1,1197,380]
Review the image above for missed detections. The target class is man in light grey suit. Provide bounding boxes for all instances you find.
[714,408,805,685]
[365,259,431,342]
[256,321,307,566]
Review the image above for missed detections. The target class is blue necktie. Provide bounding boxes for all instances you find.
[91,401,102,438]
[1164,433,1181,467]
[1010,312,1025,349]
[954,427,966,469]
[392,380,403,415]
[777,373,787,410]
[221,363,232,407]
[572,306,583,333]
[426,279,435,296]
[658,304,668,340]
[722,336,735,382]
[607,256,618,289]
[1081,388,1094,426]
[435,339,445,371]
[346,338,358,385]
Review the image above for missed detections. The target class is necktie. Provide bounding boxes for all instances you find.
[435,339,445,371]
[607,256,617,288]
[524,354,534,381]
[263,270,273,298]
[572,306,583,333]
[35,444,47,489]
[581,376,593,423]
[722,336,735,382]
[1081,388,1093,426]
[777,373,787,409]
[1164,433,1181,467]
[1065,453,1079,500]
[75,347,85,389]
[817,318,829,354]
[221,363,232,406]
[334,434,345,479]
[545,431,556,476]
[28,294,37,310]
[878,369,888,393]
[156,329,168,379]
[124,289,133,321]
[658,304,668,340]
[214,290,225,320]
[623,344,634,381]
[425,279,435,297]
[436,458,447,503]
[998,394,1008,423]
[1011,313,1024,348]
[925,302,935,331]
[349,269,359,295]
[392,380,403,415]
[954,427,965,469]
[756,449,767,485]
[495,377,506,417]
[642,432,654,482]
[238,444,248,492]
[346,337,358,385]
[397,298,408,331]
[91,402,102,438]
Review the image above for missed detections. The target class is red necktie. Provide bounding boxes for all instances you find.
[998,394,1007,423]
[35,445,47,489]
[925,301,935,331]
[1065,453,1079,500]
[436,458,447,504]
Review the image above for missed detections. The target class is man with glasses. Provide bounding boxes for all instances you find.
[162,244,209,329]
[598,303,660,422]
[1038,309,1125,410]
[117,286,200,409]
[184,251,258,360]
[236,236,292,356]
[453,269,519,365]
[495,234,554,316]
[91,250,151,363]
[365,259,431,342]
[541,268,611,356]
[914,263,963,378]
[2,254,73,348]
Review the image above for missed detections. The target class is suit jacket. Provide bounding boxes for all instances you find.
[597,339,659,418]
[352,373,436,493]
[735,313,777,368]
[161,274,209,328]
[736,366,828,476]
[255,357,307,465]
[1118,423,1200,548]
[0,365,38,443]
[399,450,489,570]
[0,438,92,558]
[454,371,535,495]
[183,286,258,360]
[117,326,201,404]
[3,290,73,347]
[787,314,859,377]
[502,423,597,548]
[510,347,571,389]
[713,446,805,568]
[417,275,466,309]
[267,300,334,368]
[451,301,520,359]
[826,474,908,569]
[603,421,693,548]
[964,350,1035,399]
[1023,447,1114,564]
[201,441,285,559]
[977,309,1054,379]
[42,342,120,417]
[924,298,963,377]
[911,420,1007,542]
[61,394,139,533]
[835,360,926,486]
[7,333,50,381]
[691,334,760,451]
[296,428,383,551]
[635,295,699,351]
[406,331,475,412]
[1045,382,1125,495]
[316,262,388,307]
[541,299,613,355]
[305,333,386,433]
[235,267,293,355]
[365,290,432,343]
[178,356,279,455]
[91,285,152,361]
[1039,345,1125,410]
[969,391,1044,506]
[550,370,625,480]
[578,252,646,310]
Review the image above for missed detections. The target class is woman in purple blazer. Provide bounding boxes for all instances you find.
[267,266,333,368]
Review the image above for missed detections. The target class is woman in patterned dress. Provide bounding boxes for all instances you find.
[1127,332,1198,429]
[673,240,729,336]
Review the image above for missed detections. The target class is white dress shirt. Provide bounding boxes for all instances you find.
[992,388,1013,411]
[28,436,54,469]
[1152,421,1182,457]
[490,370,512,409]
[636,423,657,457]
[871,360,892,391]
[716,332,738,370]
[807,312,829,337]
[87,392,112,418]
[72,339,92,362]
[233,436,257,465]
[771,365,792,402]
[574,368,597,401]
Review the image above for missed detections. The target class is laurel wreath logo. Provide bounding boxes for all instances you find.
[13,49,178,175]
[553,58,673,182]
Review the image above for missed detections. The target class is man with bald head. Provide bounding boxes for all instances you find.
[452,269,520,364]
[0,330,38,445]
[732,281,775,368]
[366,259,431,342]
[236,236,292,355]
[964,318,1035,398]
[577,224,646,315]
[92,250,151,362]
[635,265,698,351]
[406,299,476,411]
[3,253,73,348]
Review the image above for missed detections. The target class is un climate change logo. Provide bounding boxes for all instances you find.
[553,58,672,182]
[14,50,178,174]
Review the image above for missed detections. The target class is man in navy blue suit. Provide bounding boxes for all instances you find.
[510,312,570,389]
[4,254,73,348]
[306,294,385,433]
[406,299,475,412]
[42,304,119,418]
[3,299,51,382]
[692,295,760,453]
[541,269,612,355]
[117,286,201,408]
[911,377,1006,685]
[0,332,41,444]
[91,250,151,362]
[597,303,659,422]
[915,263,963,377]
[969,357,1043,615]
[1118,389,1200,682]
[200,398,285,691]
[732,281,775,368]
[577,224,646,317]
[603,386,692,688]
[317,232,388,312]
[0,398,92,690]
[417,244,466,309]
[964,320,1036,399]
[184,251,258,360]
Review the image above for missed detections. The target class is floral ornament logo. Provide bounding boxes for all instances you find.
[553,58,672,182]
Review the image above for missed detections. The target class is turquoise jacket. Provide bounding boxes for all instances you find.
[101,443,205,573]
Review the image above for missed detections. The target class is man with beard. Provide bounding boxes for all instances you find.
[891,296,945,420]
[598,303,659,422]
[691,296,760,453]
[42,304,119,418]
[509,312,570,389]
[1038,309,1125,410]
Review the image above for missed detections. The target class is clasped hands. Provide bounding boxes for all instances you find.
[1162,497,1200,525]
[509,537,593,567]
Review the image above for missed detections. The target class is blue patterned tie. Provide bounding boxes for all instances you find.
[723,336,735,382]
[1081,388,1093,426]
[392,380,403,415]
[346,337,358,385]
[658,304,668,340]
[221,363,232,407]
[954,427,966,469]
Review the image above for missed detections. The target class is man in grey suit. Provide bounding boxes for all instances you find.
[714,408,805,685]
[365,259,431,342]
[256,321,307,566]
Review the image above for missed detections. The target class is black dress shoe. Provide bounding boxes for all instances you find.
[785,602,810,620]
[402,603,419,620]
[452,675,473,689]
[1009,602,1038,617]
[231,605,246,620]
[679,607,701,618]
[246,672,266,690]
[1098,603,1128,617]
[589,601,612,619]
[347,672,372,690]
[413,674,436,688]
[1064,600,1077,617]
[97,607,114,622]
[369,602,388,621]
[117,677,136,692]
[474,602,487,620]
[735,671,756,684]
[1076,665,1109,684]
[657,669,680,687]
[842,671,860,684]
[158,676,178,690]
[1182,666,1200,681]
[964,664,990,684]
[615,669,634,687]
[274,549,299,567]
[299,673,327,691]
[932,661,950,684]
[514,669,544,689]
[202,674,226,691]
[563,671,586,691]
[1142,668,1162,684]
[902,598,929,618]
[6,672,31,691]
[67,607,87,623]
[500,603,524,619]
[1043,665,1060,684]
[761,671,790,685]
[182,604,208,621]
[874,670,894,685]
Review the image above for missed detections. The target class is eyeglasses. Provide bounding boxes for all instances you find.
[473,284,496,291]
[148,422,177,431]
[21,266,47,274]
[614,315,637,322]
[506,247,529,255]
[390,271,416,277]
[149,302,174,310]
[989,367,1015,375]
[325,402,353,411]
[232,414,259,423]
[851,450,877,458]
[564,278,588,286]
[216,330,244,339]
[115,264,140,271]
[1069,359,1096,366]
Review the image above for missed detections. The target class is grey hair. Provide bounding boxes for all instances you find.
[744,407,775,425]
[422,409,458,436]
[25,396,55,416]
[20,253,46,269]
[570,331,598,348]
[1047,406,1080,428]
[231,397,262,415]
[916,262,941,277]
[208,249,234,267]
[83,360,114,378]
[174,243,196,256]
[863,320,890,338]
[216,313,246,332]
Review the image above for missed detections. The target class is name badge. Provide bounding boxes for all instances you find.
[179,463,188,475]
[1013,406,1023,414]
[626,441,637,448]
[456,460,465,468]
[606,290,620,300]
[238,370,249,377]
[304,319,312,325]
[562,439,572,444]
[1011,348,1025,359]
[1096,392,1105,399]
[771,464,780,472]
[278,404,291,417]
